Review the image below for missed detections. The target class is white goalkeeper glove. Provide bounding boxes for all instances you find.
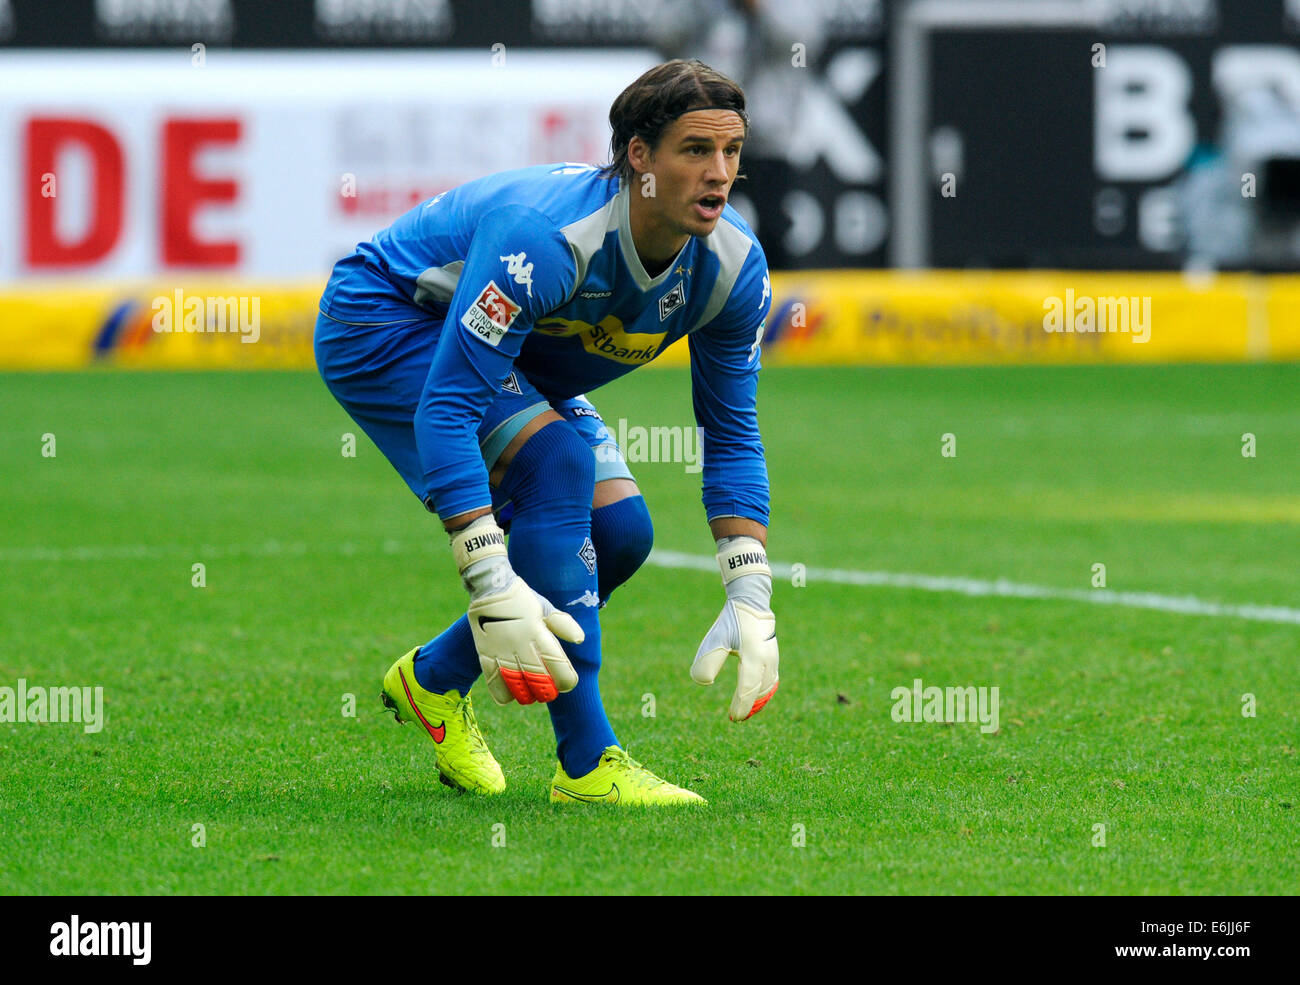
[450,515,582,706]
[691,535,779,722]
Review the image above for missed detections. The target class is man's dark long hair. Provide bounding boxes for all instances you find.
[599,59,749,184]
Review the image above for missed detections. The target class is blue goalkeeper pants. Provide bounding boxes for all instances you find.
[314,261,652,777]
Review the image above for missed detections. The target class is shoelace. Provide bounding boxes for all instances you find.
[457,696,495,763]
[606,747,666,789]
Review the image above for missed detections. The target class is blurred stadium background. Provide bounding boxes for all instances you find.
[3,0,1299,368]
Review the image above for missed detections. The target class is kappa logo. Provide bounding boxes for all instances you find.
[500,252,534,297]
[501,372,523,394]
[749,318,766,362]
[577,537,597,575]
[461,280,521,347]
[580,289,612,299]
[566,590,601,608]
[659,281,686,321]
[760,274,770,309]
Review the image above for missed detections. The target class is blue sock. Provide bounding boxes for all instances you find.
[413,423,625,777]
[589,494,654,604]
[500,421,616,778]
[413,615,479,695]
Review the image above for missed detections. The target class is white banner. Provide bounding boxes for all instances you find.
[0,49,653,282]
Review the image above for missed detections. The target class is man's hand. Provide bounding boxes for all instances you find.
[451,516,582,705]
[691,536,779,721]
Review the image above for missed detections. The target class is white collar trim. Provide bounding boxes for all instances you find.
[616,179,691,291]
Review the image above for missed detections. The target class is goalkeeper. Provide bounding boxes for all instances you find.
[314,60,777,805]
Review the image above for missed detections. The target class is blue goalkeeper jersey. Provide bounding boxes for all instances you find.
[322,162,771,525]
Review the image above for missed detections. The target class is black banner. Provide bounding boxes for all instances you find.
[927,3,1300,270]
[0,896,1291,970]
[0,0,876,49]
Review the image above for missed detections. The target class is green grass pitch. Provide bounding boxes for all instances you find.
[2,362,1297,894]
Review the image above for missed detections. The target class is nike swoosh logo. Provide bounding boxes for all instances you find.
[554,782,620,804]
[398,667,446,744]
[477,615,515,631]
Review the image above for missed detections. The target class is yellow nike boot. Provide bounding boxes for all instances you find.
[550,746,706,805]
[380,647,506,795]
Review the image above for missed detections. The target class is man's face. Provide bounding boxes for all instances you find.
[634,109,745,237]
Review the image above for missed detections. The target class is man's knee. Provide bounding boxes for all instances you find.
[591,492,654,601]
[498,420,595,508]
[489,408,562,487]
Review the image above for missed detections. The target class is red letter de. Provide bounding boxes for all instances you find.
[24,118,124,267]
[161,118,241,266]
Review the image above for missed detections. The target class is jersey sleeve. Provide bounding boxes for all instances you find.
[416,204,577,521]
[687,250,772,527]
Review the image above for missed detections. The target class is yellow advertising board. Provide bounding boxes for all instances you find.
[0,272,1296,370]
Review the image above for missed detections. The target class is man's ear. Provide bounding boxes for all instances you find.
[628,135,653,174]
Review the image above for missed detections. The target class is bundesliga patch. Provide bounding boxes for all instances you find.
[461,280,520,347]
[577,537,597,575]
[659,281,685,321]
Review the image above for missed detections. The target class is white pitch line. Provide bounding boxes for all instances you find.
[2,540,1296,627]
[646,550,1300,626]
[0,540,407,563]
